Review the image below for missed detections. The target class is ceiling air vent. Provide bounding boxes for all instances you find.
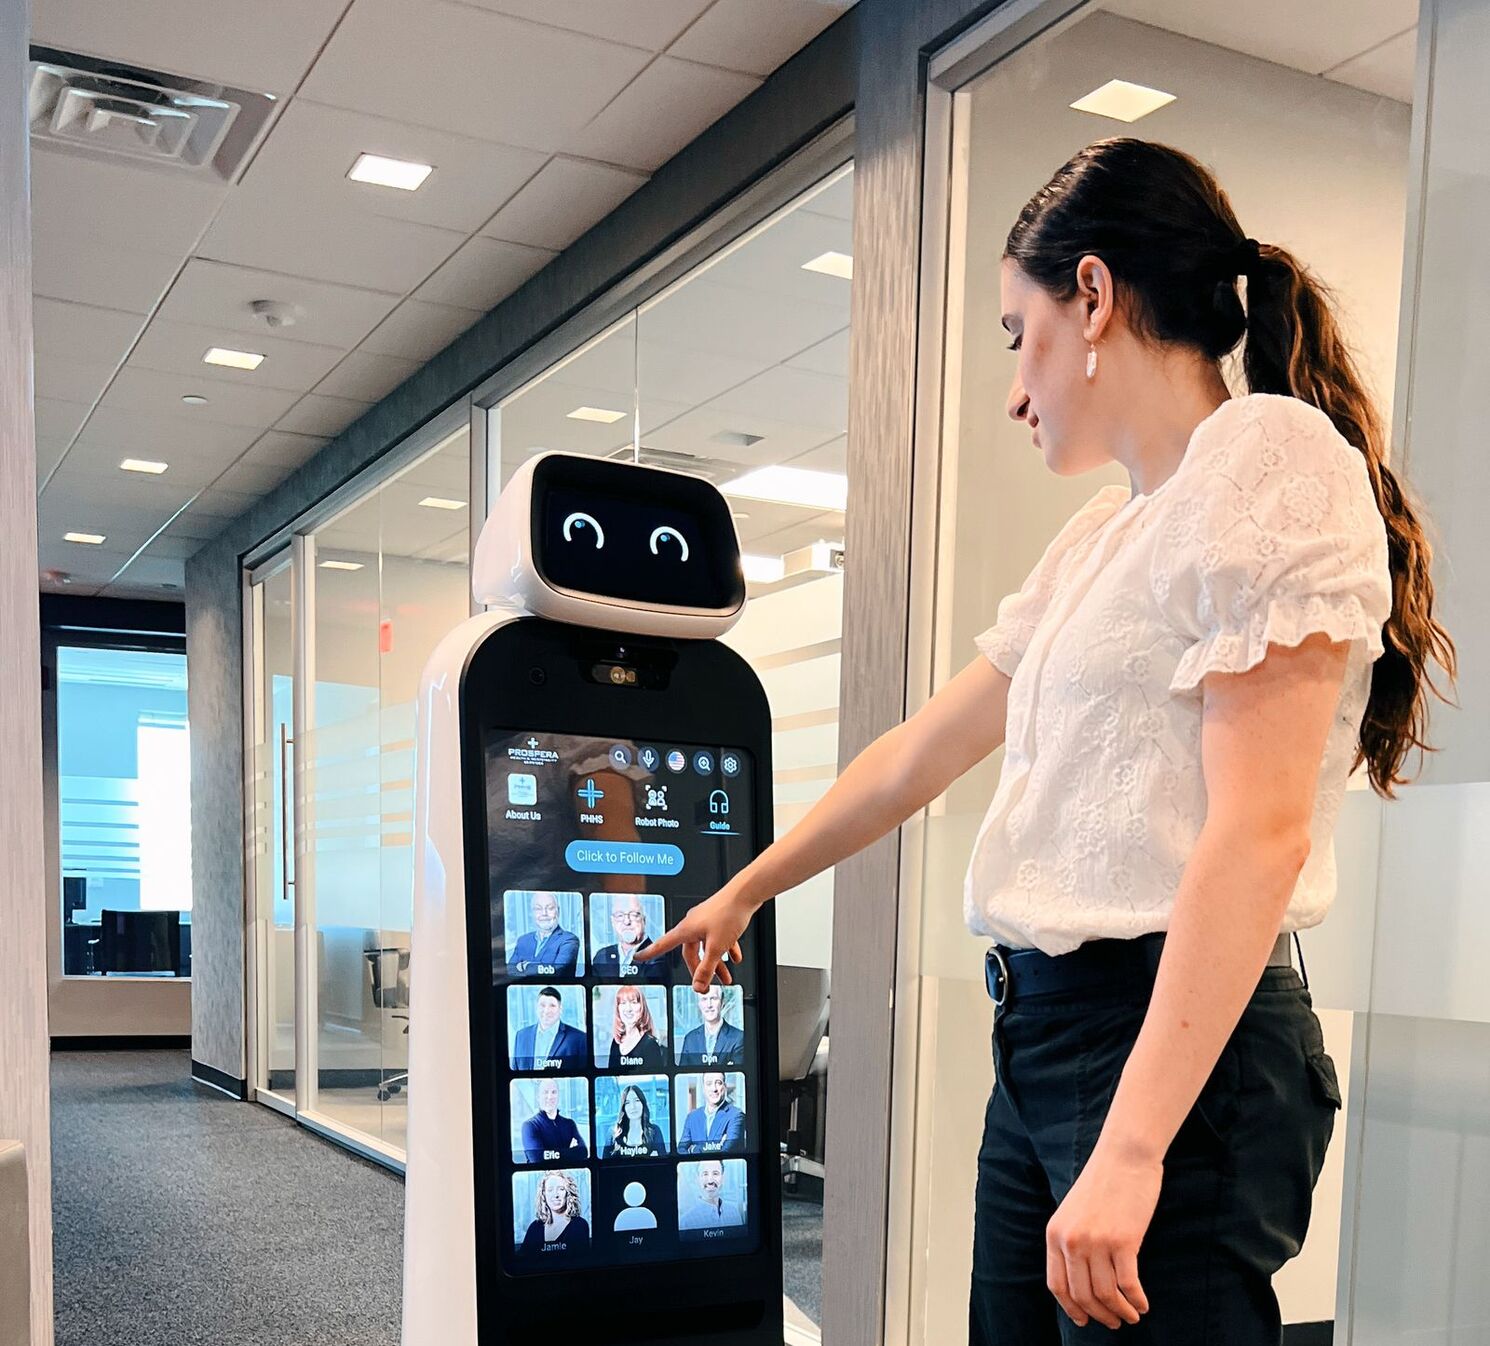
[603,446,733,483]
[27,46,275,181]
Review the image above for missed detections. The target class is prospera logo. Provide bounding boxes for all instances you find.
[507,736,559,766]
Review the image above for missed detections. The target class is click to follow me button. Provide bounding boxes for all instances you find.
[565,840,685,876]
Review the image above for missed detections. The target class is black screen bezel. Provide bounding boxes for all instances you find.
[459,618,781,1346]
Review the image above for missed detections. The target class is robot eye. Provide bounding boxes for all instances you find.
[648,526,690,562]
[561,512,605,548]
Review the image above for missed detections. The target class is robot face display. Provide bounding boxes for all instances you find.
[531,455,745,614]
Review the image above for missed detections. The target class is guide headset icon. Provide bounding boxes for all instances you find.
[709,789,731,816]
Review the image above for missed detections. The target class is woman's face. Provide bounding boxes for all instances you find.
[544,1178,567,1214]
[1000,258,1116,478]
[625,1091,643,1120]
[618,993,641,1028]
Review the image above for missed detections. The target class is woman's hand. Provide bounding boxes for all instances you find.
[1045,1139,1160,1330]
[636,881,756,990]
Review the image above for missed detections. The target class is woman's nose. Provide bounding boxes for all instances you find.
[1007,377,1030,424]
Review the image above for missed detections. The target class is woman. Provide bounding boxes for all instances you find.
[602,1083,668,1159]
[606,985,665,1072]
[518,1078,588,1164]
[641,138,1455,1341]
[518,1170,590,1256]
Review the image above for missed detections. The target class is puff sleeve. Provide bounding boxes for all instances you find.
[1156,396,1392,694]
[974,483,1130,677]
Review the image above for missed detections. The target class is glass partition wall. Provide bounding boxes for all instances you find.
[489,164,853,1343]
[245,424,471,1159]
[895,5,1422,1344]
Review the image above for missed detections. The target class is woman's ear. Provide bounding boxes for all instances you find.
[1074,253,1114,344]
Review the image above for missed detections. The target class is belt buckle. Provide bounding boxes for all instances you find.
[985,946,1010,1007]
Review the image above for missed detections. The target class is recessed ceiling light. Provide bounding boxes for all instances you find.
[120,458,168,475]
[802,251,853,280]
[731,510,751,521]
[741,553,785,584]
[348,152,434,192]
[567,406,627,424]
[319,559,365,571]
[1070,79,1176,123]
[181,394,209,405]
[64,531,106,545]
[723,465,848,512]
[419,496,466,510]
[204,346,265,370]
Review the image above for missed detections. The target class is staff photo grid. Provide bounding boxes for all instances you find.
[593,1074,671,1160]
[509,1077,592,1166]
[587,892,666,973]
[506,984,589,1071]
[512,1168,593,1254]
[591,984,670,1069]
[671,985,745,1066]
[673,1071,748,1154]
[676,1158,748,1238]
[503,890,586,978]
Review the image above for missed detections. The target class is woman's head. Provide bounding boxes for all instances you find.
[612,986,655,1042]
[616,1084,652,1134]
[1003,137,1455,795]
[537,1171,579,1223]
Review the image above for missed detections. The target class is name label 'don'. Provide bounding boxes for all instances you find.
[564,841,686,875]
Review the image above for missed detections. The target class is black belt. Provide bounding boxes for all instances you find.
[984,931,1295,1006]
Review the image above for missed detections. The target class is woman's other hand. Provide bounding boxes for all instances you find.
[636,881,756,990]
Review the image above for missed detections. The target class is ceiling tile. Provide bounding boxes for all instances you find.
[31,230,182,314]
[1327,27,1417,103]
[799,170,853,222]
[687,204,852,304]
[101,366,301,429]
[34,354,115,405]
[784,327,850,377]
[73,405,262,463]
[788,434,846,473]
[414,235,555,311]
[31,0,351,95]
[1103,0,1417,77]
[234,99,549,233]
[33,397,90,450]
[32,298,145,367]
[707,365,846,434]
[127,318,348,394]
[107,553,188,592]
[314,349,422,402]
[30,146,228,257]
[275,393,371,438]
[481,157,648,250]
[199,190,466,293]
[189,486,261,521]
[459,0,714,49]
[299,0,653,152]
[568,56,761,172]
[146,534,213,562]
[55,432,237,494]
[360,299,480,360]
[636,276,846,364]
[668,0,845,76]
[155,258,402,350]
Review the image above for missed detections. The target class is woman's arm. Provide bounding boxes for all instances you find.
[641,655,1015,990]
[1044,631,1349,1331]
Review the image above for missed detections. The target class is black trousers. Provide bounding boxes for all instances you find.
[970,961,1342,1345]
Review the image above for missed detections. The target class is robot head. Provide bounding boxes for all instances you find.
[473,453,746,638]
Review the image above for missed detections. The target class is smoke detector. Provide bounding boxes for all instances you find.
[250,299,301,329]
[27,46,275,181]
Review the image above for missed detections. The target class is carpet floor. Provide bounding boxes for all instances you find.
[51,1050,825,1343]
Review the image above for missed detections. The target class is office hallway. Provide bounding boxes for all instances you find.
[51,1050,402,1346]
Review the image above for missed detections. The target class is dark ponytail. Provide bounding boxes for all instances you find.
[1005,137,1456,798]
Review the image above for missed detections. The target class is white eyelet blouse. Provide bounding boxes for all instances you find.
[965,394,1393,955]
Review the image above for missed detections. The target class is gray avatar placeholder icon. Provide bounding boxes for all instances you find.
[613,1181,658,1231]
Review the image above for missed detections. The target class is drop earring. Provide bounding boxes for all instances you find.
[1086,345,1098,380]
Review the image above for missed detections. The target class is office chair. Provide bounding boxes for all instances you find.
[365,946,411,1102]
[776,965,829,1195]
